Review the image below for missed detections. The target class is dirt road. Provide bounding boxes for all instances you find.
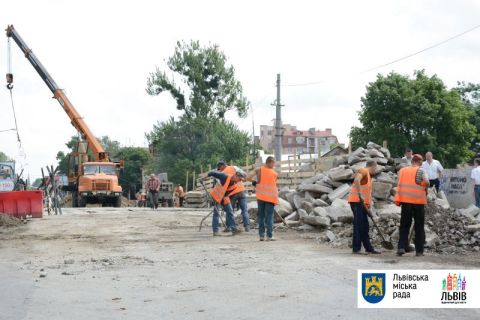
[0,208,479,320]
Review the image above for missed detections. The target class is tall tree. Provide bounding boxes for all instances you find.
[146,40,252,185]
[350,70,475,167]
[146,40,249,119]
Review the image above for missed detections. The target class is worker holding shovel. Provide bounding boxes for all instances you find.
[347,160,381,254]
[394,154,430,257]
[203,169,243,236]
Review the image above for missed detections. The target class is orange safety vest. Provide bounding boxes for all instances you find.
[394,166,427,206]
[347,168,372,208]
[255,166,279,205]
[210,174,232,205]
[223,166,246,197]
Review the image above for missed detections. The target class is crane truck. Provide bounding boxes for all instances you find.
[6,25,123,207]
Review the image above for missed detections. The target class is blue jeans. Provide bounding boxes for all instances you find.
[257,200,274,238]
[230,192,250,227]
[350,202,374,252]
[212,202,237,232]
[475,185,480,208]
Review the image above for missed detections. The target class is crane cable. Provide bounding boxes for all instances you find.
[6,37,22,147]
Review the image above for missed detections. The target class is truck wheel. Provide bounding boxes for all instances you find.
[114,196,122,208]
[72,192,78,207]
[77,195,86,207]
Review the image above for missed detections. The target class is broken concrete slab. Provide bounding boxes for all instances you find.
[313,198,329,207]
[327,183,351,202]
[375,172,396,185]
[312,206,328,217]
[298,184,333,194]
[328,166,355,181]
[366,141,382,149]
[275,198,294,217]
[303,215,331,227]
[297,209,308,221]
[325,205,353,223]
[375,204,401,220]
[372,181,392,200]
[301,200,314,214]
[372,157,388,165]
[300,173,325,185]
[368,149,385,158]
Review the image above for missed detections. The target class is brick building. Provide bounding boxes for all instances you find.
[259,123,339,156]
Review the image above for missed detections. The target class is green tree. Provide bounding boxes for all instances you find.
[145,40,252,185]
[146,40,249,119]
[115,147,151,196]
[454,82,480,154]
[147,117,251,185]
[350,70,475,167]
[0,151,10,161]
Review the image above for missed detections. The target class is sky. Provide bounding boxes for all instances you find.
[2,0,480,181]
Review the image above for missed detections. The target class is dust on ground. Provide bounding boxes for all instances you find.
[0,207,479,320]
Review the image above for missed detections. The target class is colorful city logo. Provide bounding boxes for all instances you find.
[442,273,466,291]
[362,273,386,303]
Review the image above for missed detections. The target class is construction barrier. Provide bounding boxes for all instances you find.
[0,190,43,218]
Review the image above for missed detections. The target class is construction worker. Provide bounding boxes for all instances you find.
[175,184,185,207]
[146,174,160,209]
[204,168,243,236]
[136,190,147,207]
[217,160,250,231]
[347,160,381,254]
[247,156,278,241]
[395,154,430,257]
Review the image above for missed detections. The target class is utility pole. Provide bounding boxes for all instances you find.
[273,74,283,163]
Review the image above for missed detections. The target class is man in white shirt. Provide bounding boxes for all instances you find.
[421,152,444,191]
[471,158,480,208]
[402,148,413,165]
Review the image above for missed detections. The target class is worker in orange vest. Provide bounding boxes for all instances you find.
[247,156,278,241]
[217,160,250,231]
[347,160,381,254]
[394,154,430,257]
[204,168,243,236]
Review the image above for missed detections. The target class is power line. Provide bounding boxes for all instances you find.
[283,23,480,87]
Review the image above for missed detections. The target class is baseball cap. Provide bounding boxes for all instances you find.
[217,160,226,169]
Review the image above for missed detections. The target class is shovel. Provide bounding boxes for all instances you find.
[360,199,394,250]
[198,179,227,231]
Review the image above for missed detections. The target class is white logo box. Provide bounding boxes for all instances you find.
[358,269,480,308]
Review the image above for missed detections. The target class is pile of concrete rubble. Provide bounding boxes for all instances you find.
[247,142,480,254]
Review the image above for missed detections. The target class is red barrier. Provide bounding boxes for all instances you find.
[0,190,43,218]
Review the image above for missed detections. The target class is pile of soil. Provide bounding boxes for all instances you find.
[0,214,23,228]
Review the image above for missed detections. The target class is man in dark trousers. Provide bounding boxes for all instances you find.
[347,160,380,254]
[247,156,279,241]
[146,174,160,209]
[395,154,430,257]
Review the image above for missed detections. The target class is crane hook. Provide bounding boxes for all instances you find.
[6,73,13,90]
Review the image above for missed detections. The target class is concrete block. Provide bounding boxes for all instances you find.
[327,183,351,202]
[298,184,333,194]
[303,215,331,227]
[373,181,392,200]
